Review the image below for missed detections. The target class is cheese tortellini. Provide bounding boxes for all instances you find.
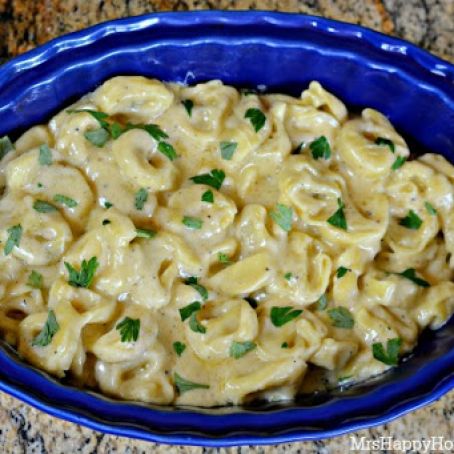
[0,76,453,407]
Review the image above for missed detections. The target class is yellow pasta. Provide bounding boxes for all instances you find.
[0,76,452,406]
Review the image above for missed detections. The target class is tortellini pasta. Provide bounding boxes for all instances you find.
[0,77,453,407]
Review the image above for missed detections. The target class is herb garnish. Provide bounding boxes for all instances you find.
[64,257,99,288]
[201,189,214,203]
[270,306,303,327]
[336,266,350,278]
[32,310,59,347]
[0,136,14,160]
[182,216,203,230]
[4,224,22,256]
[372,338,401,366]
[53,194,78,208]
[399,210,422,230]
[397,268,430,287]
[327,307,354,329]
[179,301,202,321]
[425,201,437,216]
[190,169,225,190]
[310,136,331,160]
[116,317,140,342]
[135,228,156,239]
[27,270,43,289]
[316,294,328,311]
[218,252,231,264]
[184,277,208,301]
[39,144,52,165]
[189,311,206,333]
[173,341,186,356]
[84,128,110,147]
[220,141,238,160]
[134,188,148,210]
[230,341,256,359]
[327,198,347,230]
[391,156,406,171]
[270,204,293,232]
[375,137,395,153]
[182,99,194,117]
[245,108,266,132]
[33,200,57,213]
[174,373,209,394]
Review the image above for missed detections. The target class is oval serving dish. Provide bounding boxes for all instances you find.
[0,11,454,447]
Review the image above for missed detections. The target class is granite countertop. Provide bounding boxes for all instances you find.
[0,1,453,452]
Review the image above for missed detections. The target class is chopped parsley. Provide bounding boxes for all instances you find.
[174,373,209,394]
[218,252,231,264]
[64,256,99,288]
[220,141,237,160]
[189,311,206,333]
[182,99,194,116]
[230,341,256,359]
[184,277,208,301]
[179,301,202,322]
[284,272,293,281]
[135,228,156,239]
[0,136,14,161]
[157,141,177,161]
[245,108,266,132]
[201,189,214,203]
[316,294,328,311]
[327,307,354,329]
[270,306,303,327]
[372,337,401,366]
[53,194,78,208]
[173,341,186,356]
[67,109,109,128]
[103,200,113,209]
[375,137,395,153]
[336,266,350,278]
[425,201,437,216]
[190,169,225,190]
[270,204,293,232]
[399,210,423,230]
[27,270,43,289]
[391,156,406,171]
[327,198,347,230]
[38,144,52,165]
[84,128,110,147]
[32,310,59,347]
[116,317,140,342]
[134,188,148,210]
[310,136,331,160]
[33,200,57,213]
[182,216,203,230]
[4,224,22,256]
[397,268,430,287]
[281,342,289,349]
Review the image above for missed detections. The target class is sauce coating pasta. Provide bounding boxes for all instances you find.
[0,76,453,406]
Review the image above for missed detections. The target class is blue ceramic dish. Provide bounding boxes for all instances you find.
[0,11,454,447]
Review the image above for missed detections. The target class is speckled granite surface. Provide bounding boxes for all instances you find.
[0,1,453,452]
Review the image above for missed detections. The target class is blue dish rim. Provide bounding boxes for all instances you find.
[0,10,454,447]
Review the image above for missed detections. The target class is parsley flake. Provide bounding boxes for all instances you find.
[157,141,177,161]
[245,108,266,132]
[64,257,99,288]
[201,190,214,203]
[284,272,293,281]
[392,156,406,171]
[53,194,78,208]
[182,216,203,230]
[327,198,347,230]
[220,141,238,160]
[230,341,256,359]
[27,270,43,289]
[270,204,293,232]
[336,266,350,278]
[399,210,423,230]
[174,373,209,394]
[328,307,354,329]
[32,310,59,347]
[310,136,331,160]
[375,137,395,153]
[84,127,110,147]
[425,201,437,216]
[281,342,289,348]
[4,224,22,256]
[38,144,52,165]
[0,136,14,160]
[372,337,401,366]
[135,228,156,239]
[397,268,430,287]
[179,301,202,322]
[33,200,57,213]
[218,252,231,264]
[134,188,148,210]
[189,311,206,333]
[173,341,186,356]
[116,317,140,342]
[184,277,208,301]
[270,306,303,327]
[67,109,109,128]
[316,294,328,311]
[190,169,225,190]
[182,99,194,117]
[103,200,113,209]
